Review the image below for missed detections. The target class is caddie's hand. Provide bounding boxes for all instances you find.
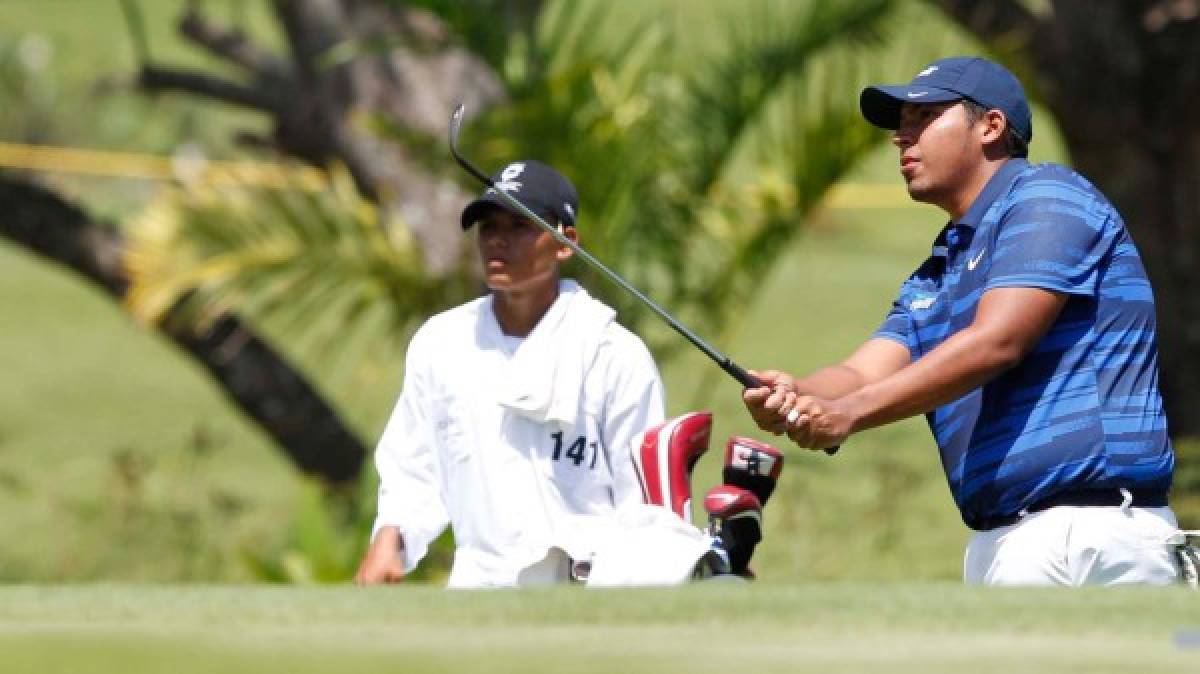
[354,527,406,585]
[743,369,797,434]
[782,395,856,451]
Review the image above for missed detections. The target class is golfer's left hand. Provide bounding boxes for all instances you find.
[779,395,856,450]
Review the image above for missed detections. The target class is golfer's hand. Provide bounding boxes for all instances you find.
[742,369,797,434]
[780,395,856,451]
[354,527,406,585]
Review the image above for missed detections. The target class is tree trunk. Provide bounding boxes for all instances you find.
[0,176,367,483]
[138,0,505,275]
[935,0,1200,435]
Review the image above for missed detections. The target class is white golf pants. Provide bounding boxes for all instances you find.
[964,504,1181,586]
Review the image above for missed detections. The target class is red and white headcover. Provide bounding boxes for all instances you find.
[631,411,712,523]
[702,484,762,522]
[725,436,784,480]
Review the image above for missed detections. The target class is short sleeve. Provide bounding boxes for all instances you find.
[985,177,1116,297]
[874,300,914,350]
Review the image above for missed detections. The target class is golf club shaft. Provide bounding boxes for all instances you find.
[467,167,758,387]
[449,104,837,454]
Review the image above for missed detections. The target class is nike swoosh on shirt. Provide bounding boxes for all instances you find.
[967,248,986,271]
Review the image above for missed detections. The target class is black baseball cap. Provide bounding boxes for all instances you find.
[460,160,579,230]
[859,56,1032,143]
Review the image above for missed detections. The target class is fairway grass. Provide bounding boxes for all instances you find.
[2,583,1197,673]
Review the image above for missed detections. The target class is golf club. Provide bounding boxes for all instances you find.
[449,104,838,455]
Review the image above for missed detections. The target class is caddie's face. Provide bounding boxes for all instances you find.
[893,101,982,207]
[476,208,575,293]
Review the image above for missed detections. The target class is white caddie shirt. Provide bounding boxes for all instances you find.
[371,280,665,587]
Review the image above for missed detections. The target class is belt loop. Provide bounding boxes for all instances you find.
[1119,487,1133,513]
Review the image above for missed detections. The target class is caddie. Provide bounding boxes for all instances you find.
[354,160,777,587]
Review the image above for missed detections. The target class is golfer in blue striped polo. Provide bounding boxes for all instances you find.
[741,56,1181,586]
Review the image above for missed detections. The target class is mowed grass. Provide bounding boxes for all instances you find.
[2,583,1199,674]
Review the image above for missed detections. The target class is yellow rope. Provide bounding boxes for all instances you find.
[0,140,923,208]
[0,141,326,191]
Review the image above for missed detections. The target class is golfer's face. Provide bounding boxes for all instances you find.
[476,209,571,292]
[894,101,975,202]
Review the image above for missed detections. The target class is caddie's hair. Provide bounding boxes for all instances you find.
[962,99,1028,159]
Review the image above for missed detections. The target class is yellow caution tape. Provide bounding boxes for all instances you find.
[0,141,326,191]
[0,141,923,208]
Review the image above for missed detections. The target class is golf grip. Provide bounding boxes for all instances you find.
[727,362,839,456]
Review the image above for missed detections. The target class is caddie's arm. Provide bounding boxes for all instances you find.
[781,286,1067,449]
[354,525,407,585]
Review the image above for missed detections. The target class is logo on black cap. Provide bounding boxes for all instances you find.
[460,159,580,230]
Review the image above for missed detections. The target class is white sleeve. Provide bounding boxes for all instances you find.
[600,328,666,509]
[371,327,450,572]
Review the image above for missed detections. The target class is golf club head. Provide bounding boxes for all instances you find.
[448,103,491,186]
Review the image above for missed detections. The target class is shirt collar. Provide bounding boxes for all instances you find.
[957,158,1029,228]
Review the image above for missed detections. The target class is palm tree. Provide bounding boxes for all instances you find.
[125,0,943,393]
[460,0,902,364]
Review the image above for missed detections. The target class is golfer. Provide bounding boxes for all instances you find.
[743,57,1181,586]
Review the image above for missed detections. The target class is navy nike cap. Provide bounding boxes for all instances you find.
[460,160,579,230]
[860,56,1032,143]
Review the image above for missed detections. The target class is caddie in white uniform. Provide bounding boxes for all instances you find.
[355,160,686,588]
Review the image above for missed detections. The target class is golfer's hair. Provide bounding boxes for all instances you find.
[962,100,1029,159]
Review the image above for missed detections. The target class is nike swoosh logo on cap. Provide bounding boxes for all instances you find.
[906,91,930,98]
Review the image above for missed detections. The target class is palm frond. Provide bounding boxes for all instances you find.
[678,0,895,197]
[125,166,476,365]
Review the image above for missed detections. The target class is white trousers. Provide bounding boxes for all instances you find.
[964,505,1181,586]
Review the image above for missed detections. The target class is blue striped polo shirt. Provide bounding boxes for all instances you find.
[875,159,1174,530]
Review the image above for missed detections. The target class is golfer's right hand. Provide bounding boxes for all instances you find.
[742,370,796,435]
[354,526,406,585]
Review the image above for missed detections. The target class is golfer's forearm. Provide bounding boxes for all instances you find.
[792,364,870,399]
[843,327,1020,431]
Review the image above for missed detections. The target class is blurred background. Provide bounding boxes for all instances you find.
[1,0,1196,585]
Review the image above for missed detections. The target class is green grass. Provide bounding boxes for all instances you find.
[0,237,302,582]
[2,584,1199,673]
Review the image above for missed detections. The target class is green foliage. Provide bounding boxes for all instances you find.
[239,478,371,584]
[456,0,903,359]
[1172,438,1200,528]
[0,33,65,143]
[29,426,257,581]
[405,0,542,73]
[240,474,455,584]
[124,167,478,361]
